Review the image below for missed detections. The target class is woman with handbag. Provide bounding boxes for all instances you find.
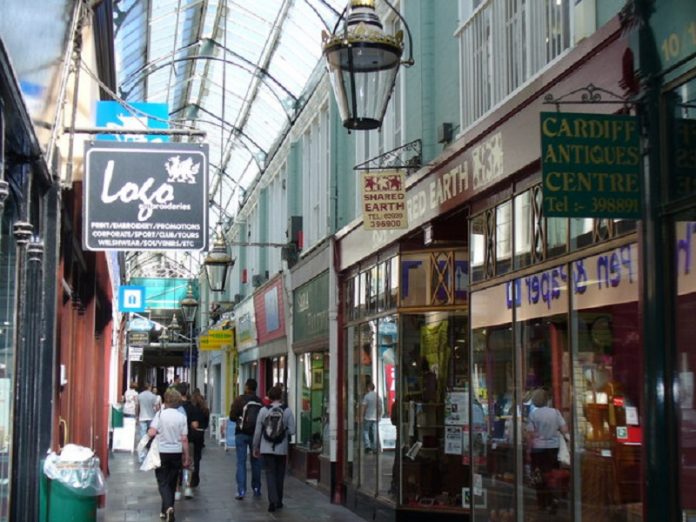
[148,388,191,522]
[525,388,569,515]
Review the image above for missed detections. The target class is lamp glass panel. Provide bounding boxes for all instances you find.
[326,45,400,129]
[206,263,230,292]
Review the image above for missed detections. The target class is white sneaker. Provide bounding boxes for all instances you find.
[184,487,193,499]
[174,491,182,501]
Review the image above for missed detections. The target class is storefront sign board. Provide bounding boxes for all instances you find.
[235,297,258,351]
[293,271,329,344]
[83,141,208,251]
[361,170,408,230]
[541,112,641,219]
[254,276,286,345]
[646,0,696,71]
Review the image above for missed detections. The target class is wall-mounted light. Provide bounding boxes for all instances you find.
[322,0,414,130]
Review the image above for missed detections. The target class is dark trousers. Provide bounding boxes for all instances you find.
[531,448,559,509]
[263,454,287,507]
[155,452,182,513]
[191,441,203,486]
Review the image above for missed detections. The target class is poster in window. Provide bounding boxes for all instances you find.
[445,426,463,455]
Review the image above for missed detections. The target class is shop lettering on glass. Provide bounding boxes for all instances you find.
[506,245,636,311]
[677,222,696,273]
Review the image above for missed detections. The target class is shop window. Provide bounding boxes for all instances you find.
[386,257,399,309]
[496,200,512,275]
[675,217,696,518]
[570,243,643,521]
[399,312,469,511]
[547,217,568,258]
[471,285,514,520]
[471,213,487,283]
[345,317,399,499]
[514,190,532,269]
[513,265,571,521]
[358,271,367,319]
[666,76,696,202]
[296,352,329,454]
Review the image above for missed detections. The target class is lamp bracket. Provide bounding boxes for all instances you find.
[543,83,638,110]
[353,139,421,172]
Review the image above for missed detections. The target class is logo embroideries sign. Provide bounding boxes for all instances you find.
[83,141,208,251]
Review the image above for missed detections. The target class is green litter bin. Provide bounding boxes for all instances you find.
[111,405,123,428]
[40,473,97,522]
[40,455,102,522]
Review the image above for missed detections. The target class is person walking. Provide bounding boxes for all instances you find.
[186,389,210,488]
[229,378,263,499]
[148,388,190,522]
[138,383,160,444]
[123,381,139,419]
[525,388,569,515]
[360,382,381,453]
[253,385,296,513]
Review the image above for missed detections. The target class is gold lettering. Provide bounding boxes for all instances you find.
[544,144,559,163]
[542,116,558,137]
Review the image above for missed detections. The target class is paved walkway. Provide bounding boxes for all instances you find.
[98,438,366,522]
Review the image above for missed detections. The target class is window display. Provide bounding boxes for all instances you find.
[297,352,329,454]
[400,312,468,511]
[675,218,696,518]
[571,244,642,522]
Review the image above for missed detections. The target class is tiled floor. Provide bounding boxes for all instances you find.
[98,438,366,522]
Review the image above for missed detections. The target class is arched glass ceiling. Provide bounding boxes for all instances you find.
[113,0,343,278]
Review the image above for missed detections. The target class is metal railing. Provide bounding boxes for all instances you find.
[458,0,571,129]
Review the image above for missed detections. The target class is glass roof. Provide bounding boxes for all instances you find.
[113,0,344,279]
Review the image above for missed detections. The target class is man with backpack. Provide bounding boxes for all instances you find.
[229,378,263,500]
[253,385,296,512]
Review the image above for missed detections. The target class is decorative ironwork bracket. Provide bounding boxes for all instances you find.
[543,83,638,110]
[353,139,422,171]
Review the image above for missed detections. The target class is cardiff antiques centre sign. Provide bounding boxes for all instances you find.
[541,112,641,219]
[83,141,208,251]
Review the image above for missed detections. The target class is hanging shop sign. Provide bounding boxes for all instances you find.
[361,170,408,230]
[540,112,641,219]
[118,285,146,312]
[129,278,196,310]
[96,101,169,142]
[199,335,211,351]
[206,329,233,350]
[127,331,150,347]
[83,141,208,251]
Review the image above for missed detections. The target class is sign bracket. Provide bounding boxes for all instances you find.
[543,83,639,112]
[353,139,422,171]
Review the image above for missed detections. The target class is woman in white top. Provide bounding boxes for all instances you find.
[525,388,569,514]
[148,389,190,522]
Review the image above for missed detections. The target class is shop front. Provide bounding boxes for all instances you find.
[662,18,696,519]
[236,296,259,391]
[335,15,639,522]
[253,275,288,400]
[292,270,330,486]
